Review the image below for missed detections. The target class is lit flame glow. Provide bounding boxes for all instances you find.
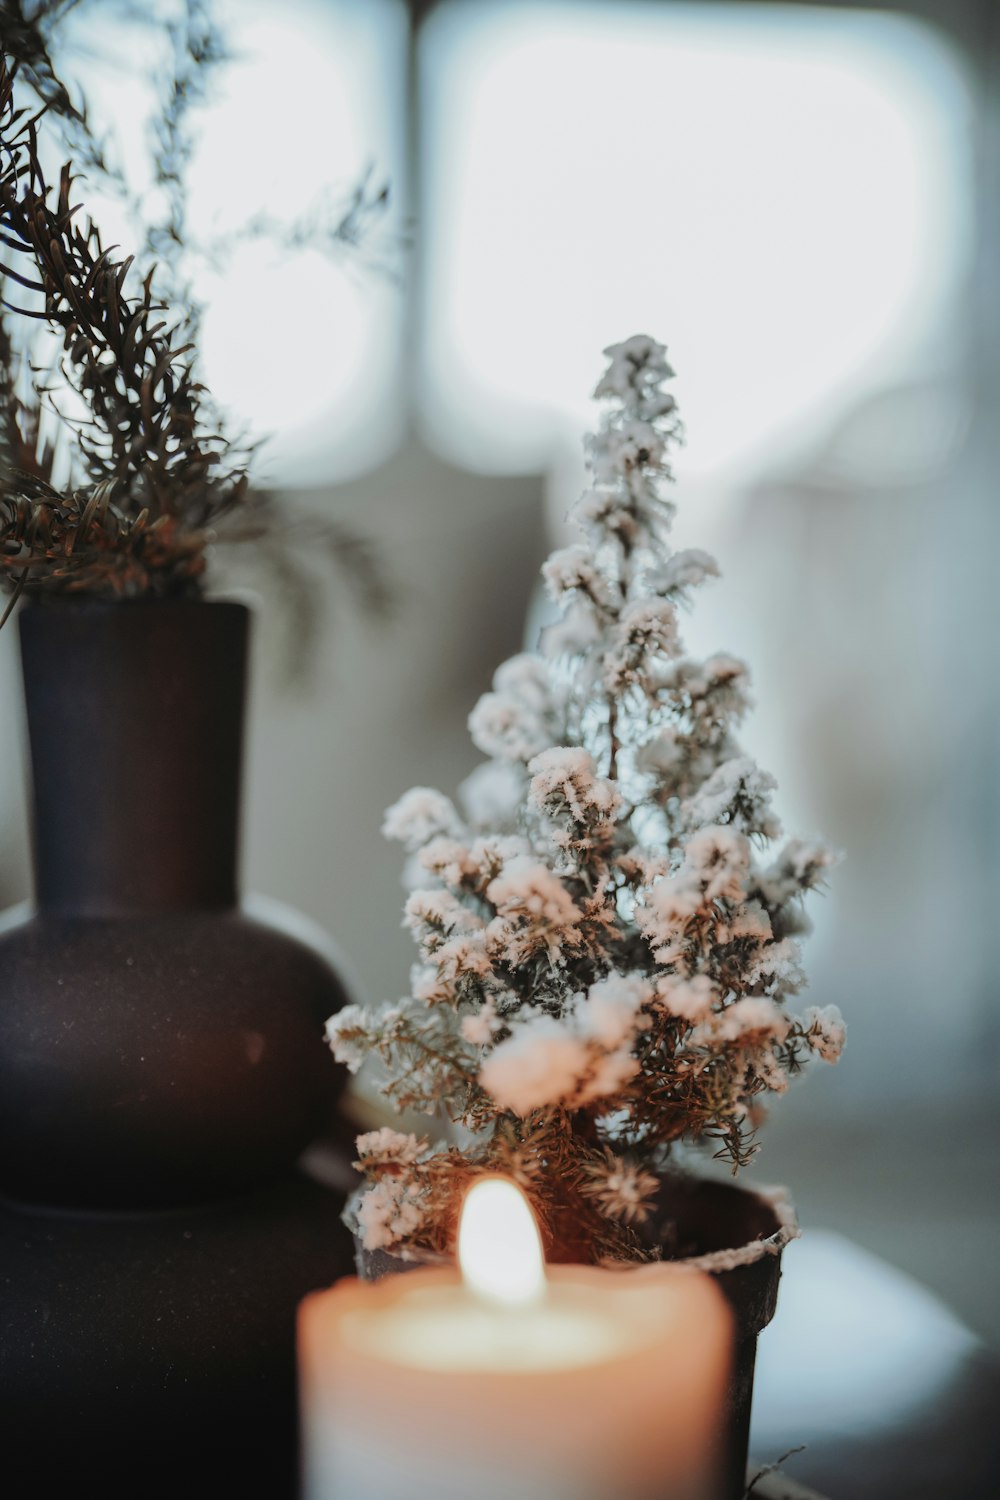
[458,1177,546,1308]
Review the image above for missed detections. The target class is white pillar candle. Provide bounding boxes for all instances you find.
[299,1178,732,1500]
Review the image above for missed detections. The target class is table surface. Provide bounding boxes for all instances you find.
[745,1227,1000,1499]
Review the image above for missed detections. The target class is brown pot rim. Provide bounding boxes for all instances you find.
[351,1176,800,1279]
[670,1182,799,1273]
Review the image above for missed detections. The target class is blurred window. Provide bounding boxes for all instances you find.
[417,0,972,483]
[62,0,973,491]
[66,0,409,488]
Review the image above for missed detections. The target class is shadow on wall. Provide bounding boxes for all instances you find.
[238,438,548,1017]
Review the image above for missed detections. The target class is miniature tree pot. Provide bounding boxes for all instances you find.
[0,597,351,1209]
[353,1173,798,1500]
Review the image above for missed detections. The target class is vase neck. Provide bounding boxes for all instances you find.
[20,600,249,916]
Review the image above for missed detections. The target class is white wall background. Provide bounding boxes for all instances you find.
[2,0,997,1130]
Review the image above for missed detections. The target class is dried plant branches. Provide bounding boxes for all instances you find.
[0,55,248,597]
[0,3,395,630]
[327,338,844,1265]
[0,0,116,182]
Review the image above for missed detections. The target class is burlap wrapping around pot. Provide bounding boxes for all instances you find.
[668,1182,800,1273]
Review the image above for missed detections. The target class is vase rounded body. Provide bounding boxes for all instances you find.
[0,598,349,1209]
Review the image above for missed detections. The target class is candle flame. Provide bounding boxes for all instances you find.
[458,1177,546,1308]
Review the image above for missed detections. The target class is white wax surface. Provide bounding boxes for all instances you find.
[340,1282,659,1371]
[299,1264,734,1500]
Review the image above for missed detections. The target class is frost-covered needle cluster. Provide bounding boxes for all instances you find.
[327,335,844,1264]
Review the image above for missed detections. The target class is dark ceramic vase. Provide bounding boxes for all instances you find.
[354,1174,796,1500]
[0,597,354,1498]
[0,598,347,1207]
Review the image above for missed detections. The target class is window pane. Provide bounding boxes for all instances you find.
[418,0,972,482]
[64,0,408,486]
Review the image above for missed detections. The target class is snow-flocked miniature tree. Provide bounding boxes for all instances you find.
[327,335,844,1265]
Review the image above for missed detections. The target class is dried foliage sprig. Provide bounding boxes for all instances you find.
[327,337,845,1265]
[0,0,121,186]
[0,7,395,629]
[0,64,249,596]
[211,494,396,680]
[141,0,229,333]
[236,167,401,286]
